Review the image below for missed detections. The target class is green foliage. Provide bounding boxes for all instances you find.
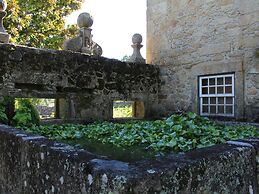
[30,98,55,107]
[113,105,133,118]
[0,97,42,126]
[22,112,259,153]
[121,55,131,62]
[0,97,14,124]
[13,99,40,127]
[0,105,8,124]
[5,0,83,49]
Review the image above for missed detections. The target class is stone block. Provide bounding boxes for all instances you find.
[0,32,9,43]
[199,42,231,56]
[219,0,234,6]
[243,36,259,48]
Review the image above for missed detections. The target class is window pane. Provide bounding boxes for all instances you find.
[210,97,216,104]
[217,87,224,94]
[209,87,216,94]
[202,79,208,86]
[225,86,232,94]
[226,97,233,104]
[202,87,208,94]
[226,106,233,114]
[217,77,223,85]
[202,106,209,113]
[203,97,209,104]
[209,78,215,86]
[210,106,216,114]
[218,106,224,114]
[199,74,234,117]
[218,97,224,104]
[225,77,232,84]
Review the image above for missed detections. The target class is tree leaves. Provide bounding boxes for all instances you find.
[5,0,83,49]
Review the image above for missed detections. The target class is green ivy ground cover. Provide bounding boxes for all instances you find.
[22,113,259,157]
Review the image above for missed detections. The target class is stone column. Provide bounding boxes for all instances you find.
[0,0,10,43]
[129,33,145,63]
[68,97,76,119]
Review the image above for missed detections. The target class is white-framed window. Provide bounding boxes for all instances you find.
[199,73,235,117]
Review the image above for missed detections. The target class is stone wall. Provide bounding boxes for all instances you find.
[0,43,160,120]
[147,0,259,120]
[0,124,259,193]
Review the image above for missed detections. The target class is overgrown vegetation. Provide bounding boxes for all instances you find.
[22,112,258,153]
[113,103,133,118]
[0,103,8,124]
[0,97,14,124]
[0,98,40,127]
[13,99,40,127]
[0,97,15,124]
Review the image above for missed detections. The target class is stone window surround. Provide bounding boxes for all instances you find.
[199,73,235,117]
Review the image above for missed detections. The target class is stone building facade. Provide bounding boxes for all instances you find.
[147,0,259,121]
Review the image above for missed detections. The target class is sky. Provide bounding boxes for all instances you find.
[66,0,147,60]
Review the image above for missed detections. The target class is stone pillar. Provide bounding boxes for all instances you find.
[64,12,102,56]
[54,99,60,119]
[68,97,76,119]
[133,101,145,118]
[256,48,259,57]
[0,0,10,43]
[129,33,145,63]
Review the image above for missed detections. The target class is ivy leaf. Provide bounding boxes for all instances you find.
[22,112,259,154]
[166,139,177,148]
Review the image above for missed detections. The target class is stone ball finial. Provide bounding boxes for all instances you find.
[0,0,7,11]
[77,12,93,28]
[0,0,10,43]
[132,33,143,44]
[129,33,145,63]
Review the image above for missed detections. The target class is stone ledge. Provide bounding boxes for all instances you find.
[0,124,258,193]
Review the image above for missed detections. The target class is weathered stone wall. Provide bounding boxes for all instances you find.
[0,124,259,193]
[147,0,259,120]
[0,43,160,120]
